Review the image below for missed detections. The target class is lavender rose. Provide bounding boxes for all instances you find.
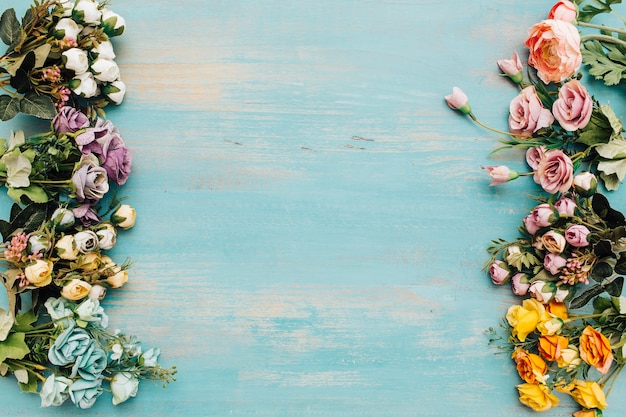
[52,106,90,134]
[565,224,590,247]
[509,85,554,137]
[72,154,109,203]
[552,79,593,131]
[536,149,574,194]
[73,204,102,227]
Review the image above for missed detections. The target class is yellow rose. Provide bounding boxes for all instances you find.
[24,259,54,287]
[55,235,78,261]
[579,326,614,375]
[568,380,607,410]
[61,278,92,301]
[107,269,128,288]
[537,317,564,336]
[538,335,568,362]
[112,204,136,229]
[76,251,102,271]
[513,349,547,384]
[557,346,581,369]
[517,383,559,412]
[506,298,545,342]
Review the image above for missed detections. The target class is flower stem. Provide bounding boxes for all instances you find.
[468,113,527,139]
[580,33,626,48]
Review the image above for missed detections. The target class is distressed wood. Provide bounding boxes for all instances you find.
[1,1,626,416]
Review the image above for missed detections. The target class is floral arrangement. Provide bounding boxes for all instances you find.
[447,1,626,415]
[0,0,175,409]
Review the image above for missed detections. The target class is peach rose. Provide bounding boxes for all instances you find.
[552,79,593,131]
[536,149,574,194]
[517,383,559,412]
[513,348,547,384]
[525,19,582,83]
[541,230,567,253]
[24,259,54,287]
[579,326,614,374]
[548,1,578,22]
[538,335,568,361]
[509,86,554,137]
[61,278,92,301]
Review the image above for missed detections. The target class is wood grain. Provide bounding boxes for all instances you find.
[1,1,626,416]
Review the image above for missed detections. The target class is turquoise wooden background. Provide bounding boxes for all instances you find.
[2,0,626,416]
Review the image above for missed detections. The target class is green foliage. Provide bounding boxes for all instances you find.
[0,9,21,49]
[582,40,626,85]
[575,0,624,23]
[0,333,29,364]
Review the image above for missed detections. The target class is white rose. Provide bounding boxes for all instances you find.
[55,18,82,40]
[96,224,117,250]
[72,0,102,24]
[70,71,98,98]
[55,235,78,260]
[28,234,50,254]
[88,284,107,301]
[50,207,75,231]
[529,280,556,304]
[112,204,136,229]
[62,48,89,74]
[91,58,120,82]
[74,230,99,253]
[110,372,138,405]
[101,9,126,37]
[104,80,126,105]
[91,40,115,60]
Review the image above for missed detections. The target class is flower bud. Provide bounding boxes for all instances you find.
[489,260,510,285]
[54,18,82,40]
[107,269,128,288]
[497,52,523,84]
[573,172,597,197]
[445,87,471,114]
[70,71,98,98]
[72,0,102,24]
[112,204,136,229]
[74,230,99,253]
[529,280,557,303]
[101,9,126,37]
[62,48,89,74]
[28,233,50,254]
[96,224,117,250]
[61,278,92,301]
[76,251,101,271]
[55,235,79,260]
[485,165,519,186]
[50,207,75,231]
[88,284,107,300]
[91,40,116,60]
[24,259,54,287]
[103,80,126,105]
[511,273,530,296]
[110,372,139,405]
[90,58,120,82]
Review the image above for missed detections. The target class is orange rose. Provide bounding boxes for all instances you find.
[538,335,568,361]
[525,19,582,83]
[546,300,568,320]
[579,326,613,374]
[513,348,547,384]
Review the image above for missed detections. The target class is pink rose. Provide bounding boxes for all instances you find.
[485,165,519,186]
[445,87,471,114]
[552,79,593,131]
[548,1,577,22]
[573,171,597,196]
[526,146,547,170]
[509,86,554,137]
[544,253,567,275]
[565,224,590,247]
[554,196,576,216]
[497,52,523,83]
[525,19,582,83]
[511,273,530,296]
[536,149,574,194]
[489,260,510,285]
[523,203,555,235]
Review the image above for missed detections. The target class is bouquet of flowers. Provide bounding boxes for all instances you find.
[447,0,626,415]
[0,0,175,409]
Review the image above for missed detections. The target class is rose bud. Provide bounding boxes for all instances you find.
[70,72,98,98]
[72,0,102,24]
[91,58,120,83]
[445,87,471,115]
[103,80,126,105]
[489,260,510,285]
[511,273,530,296]
[54,18,82,40]
[485,165,519,186]
[50,207,76,231]
[24,259,54,287]
[62,48,89,75]
[61,278,92,301]
[112,204,136,229]
[88,284,107,301]
[529,280,557,304]
[573,172,597,197]
[55,235,79,260]
[28,233,50,254]
[554,196,576,216]
[74,230,100,253]
[548,1,578,22]
[101,9,126,37]
[497,51,523,84]
[565,224,590,247]
[96,223,117,250]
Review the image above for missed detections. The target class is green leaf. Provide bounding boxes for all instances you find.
[0,95,19,121]
[616,254,626,275]
[0,9,21,48]
[593,295,613,313]
[12,310,36,332]
[592,261,614,281]
[0,333,29,363]
[582,40,626,85]
[7,185,49,204]
[605,276,625,297]
[594,239,615,258]
[19,92,55,119]
[576,108,612,145]
[570,284,606,309]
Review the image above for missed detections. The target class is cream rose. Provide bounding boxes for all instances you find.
[24,259,54,287]
[61,279,92,301]
[112,204,136,229]
[542,230,567,253]
[55,235,78,260]
[107,269,128,288]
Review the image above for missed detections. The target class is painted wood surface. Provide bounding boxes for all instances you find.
[2,0,626,416]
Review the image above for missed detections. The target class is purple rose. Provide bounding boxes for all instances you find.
[72,154,109,203]
[102,136,132,185]
[489,260,510,285]
[544,253,567,275]
[73,204,101,227]
[565,224,590,247]
[52,106,90,134]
